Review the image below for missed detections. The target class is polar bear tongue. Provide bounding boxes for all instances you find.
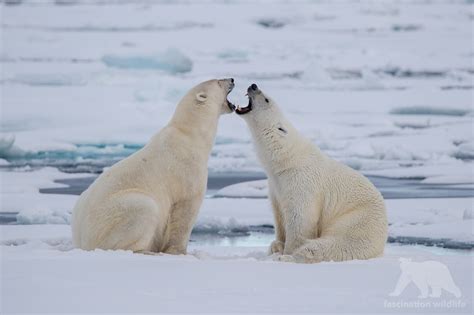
[235,97,253,115]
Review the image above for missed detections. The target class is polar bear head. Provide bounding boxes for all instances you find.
[235,83,292,136]
[170,78,235,132]
[179,78,235,116]
[235,83,301,167]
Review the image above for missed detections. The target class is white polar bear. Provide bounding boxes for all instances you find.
[72,78,235,254]
[390,258,461,298]
[235,83,388,263]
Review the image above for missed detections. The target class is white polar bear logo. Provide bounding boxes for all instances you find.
[390,258,461,299]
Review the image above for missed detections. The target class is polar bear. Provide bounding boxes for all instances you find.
[390,258,461,298]
[72,78,236,254]
[235,83,388,263]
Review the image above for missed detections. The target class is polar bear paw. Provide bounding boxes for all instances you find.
[292,245,324,264]
[163,246,186,255]
[269,240,285,254]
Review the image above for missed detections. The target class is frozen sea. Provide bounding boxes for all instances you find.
[0,0,473,313]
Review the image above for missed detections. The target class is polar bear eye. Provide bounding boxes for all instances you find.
[265,98,269,103]
[277,127,287,134]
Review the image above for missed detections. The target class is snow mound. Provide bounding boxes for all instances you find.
[193,217,250,236]
[0,158,10,165]
[214,180,268,198]
[0,135,24,159]
[217,49,249,62]
[390,106,470,117]
[453,141,474,160]
[16,208,70,224]
[101,49,193,73]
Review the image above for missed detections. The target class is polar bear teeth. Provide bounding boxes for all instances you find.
[235,102,252,115]
[227,100,236,111]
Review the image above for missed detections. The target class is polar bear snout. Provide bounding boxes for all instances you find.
[236,83,272,115]
[236,83,262,115]
[218,78,236,112]
[218,78,235,92]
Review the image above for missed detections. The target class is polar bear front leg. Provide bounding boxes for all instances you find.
[282,201,315,255]
[163,198,202,255]
[269,191,286,255]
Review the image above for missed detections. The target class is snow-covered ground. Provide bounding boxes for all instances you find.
[1,166,473,312]
[1,0,473,313]
[1,224,473,313]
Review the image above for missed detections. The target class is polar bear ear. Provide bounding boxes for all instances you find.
[195,92,208,103]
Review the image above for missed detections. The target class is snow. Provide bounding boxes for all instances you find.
[1,1,473,313]
[1,167,89,193]
[1,224,472,313]
[367,164,473,184]
[101,49,193,73]
[215,179,268,198]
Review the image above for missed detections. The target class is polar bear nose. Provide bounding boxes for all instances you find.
[230,78,234,83]
[251,83,258,91]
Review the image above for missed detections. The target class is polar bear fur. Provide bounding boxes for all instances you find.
[236,84,388,263]
[72,78,235,254]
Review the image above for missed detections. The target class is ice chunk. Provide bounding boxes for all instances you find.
[8,73,87,86]
[255,18,286,29]
[391,24,422,32]
[192,218,250,236]
[0,135,24,159]
[16,208,70,225]
[0,159,10,166]
[54,0,79,4]
[217,50,248,62]
[390,106,470,116]
[377,67,446,78]
[453,141,474,160]
[215,180,268,199]
[4,0,23,5]
[101,49,193,73]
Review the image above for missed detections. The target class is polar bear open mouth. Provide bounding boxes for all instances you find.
[235,97,253,115]
[226,87,236,112]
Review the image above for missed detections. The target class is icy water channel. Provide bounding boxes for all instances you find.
[1,172,472,250]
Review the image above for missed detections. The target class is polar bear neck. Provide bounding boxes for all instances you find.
[245,106,315,174]
[167,100,220,153]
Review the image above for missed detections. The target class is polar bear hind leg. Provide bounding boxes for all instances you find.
[291,208,386,263]
[82,192,164,252]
